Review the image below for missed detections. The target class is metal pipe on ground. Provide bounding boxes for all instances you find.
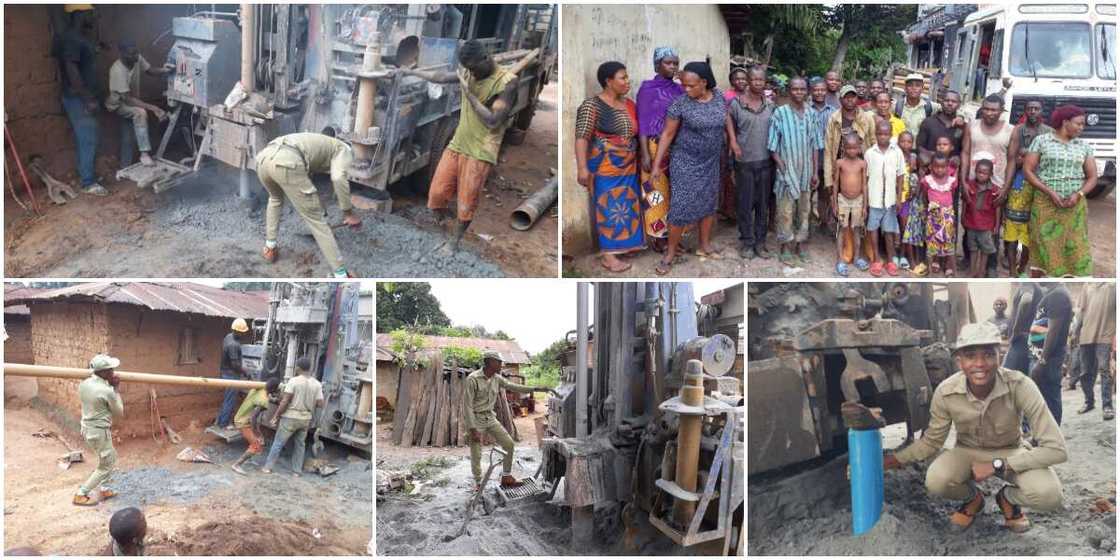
[509,176,557,231]
[4,364,266,390]
[672,359,705,527]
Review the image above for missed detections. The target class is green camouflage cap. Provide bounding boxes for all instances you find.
[954,323,1002,352]
[839,84,858,97]
[89,354,121,371]
[482,350,502,362]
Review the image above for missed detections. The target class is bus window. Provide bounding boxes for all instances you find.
[1009,22,1092,78]
[1098,23,1116,80]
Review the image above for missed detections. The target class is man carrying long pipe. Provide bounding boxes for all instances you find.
[844,322,1068,533]
[73,354,125,506]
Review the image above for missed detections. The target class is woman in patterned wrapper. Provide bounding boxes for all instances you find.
[575,61,646,273]
[649,61,740,275]
[636,47,685,253]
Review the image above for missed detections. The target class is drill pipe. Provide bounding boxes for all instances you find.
[240,4,254,93]
[672,359,706,527]
[353,37,382,162]
[510,176,557,231]
[3,364,265,390]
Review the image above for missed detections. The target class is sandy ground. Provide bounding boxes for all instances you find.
[4,84,559,279]
[748,381,1116,555]
[564,195,1116,278]
[375,405,730,556]
[4,400,372,556]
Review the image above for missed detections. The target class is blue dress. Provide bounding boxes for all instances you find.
[666,89,727,226]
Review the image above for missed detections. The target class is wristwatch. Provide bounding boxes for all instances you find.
[992,458,1006,478]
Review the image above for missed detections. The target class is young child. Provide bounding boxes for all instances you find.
[833,134,868,277]
[1003,158,1031,278]
[962,158,1000,277]
[896,131,925,275]
[922,154,959,276]
[864,120,905,277]
[932,135,960,177]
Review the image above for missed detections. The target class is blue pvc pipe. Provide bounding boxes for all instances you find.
[849,428,884,536]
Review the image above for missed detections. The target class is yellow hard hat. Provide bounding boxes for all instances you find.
[231,318,250,333]
[64,4,96,13]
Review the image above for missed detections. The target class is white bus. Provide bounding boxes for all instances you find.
[950,2,1115,190]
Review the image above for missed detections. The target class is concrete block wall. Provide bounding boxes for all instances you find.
[560,5,731,256]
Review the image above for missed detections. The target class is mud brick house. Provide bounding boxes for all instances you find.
[4,286,46,400]
[5,282,269,437]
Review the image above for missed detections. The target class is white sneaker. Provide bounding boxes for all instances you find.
[83,182,109,196]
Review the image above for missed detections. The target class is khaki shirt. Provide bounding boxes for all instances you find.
[1076,282,1115,346]
[281,375,324,421]
[78,374,124,430]
[823,109,877,190]
[258,133,354,212]
[895,367,1067,473]
[462,369,534,431]
[105,55,151,112]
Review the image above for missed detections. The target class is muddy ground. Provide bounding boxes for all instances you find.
[375,408,730,556]
[564,194,1116,279]
[4,84,558,279]
[748,382,1116,555]
[3,400,372,556]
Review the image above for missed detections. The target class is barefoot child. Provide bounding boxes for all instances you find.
[922,154,959,276]
[230,376,281,475]
[897,132,925,275]
[864,120,906,277]
[833,135,868,276]
[963,158,1000,277]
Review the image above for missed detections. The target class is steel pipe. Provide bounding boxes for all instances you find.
[353,35,382,163]
[671,359,705,526]
[4,364,265,390]
[510,176,557,231]
[576,283,589,438]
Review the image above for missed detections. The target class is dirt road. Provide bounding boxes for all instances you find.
[748,381,1116,555]
[564,195,1116,278]
[4,84,559,279]
[4,401,371,555]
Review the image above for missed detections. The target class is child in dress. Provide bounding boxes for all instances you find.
[896,132,925,275]
[922,154,959,276]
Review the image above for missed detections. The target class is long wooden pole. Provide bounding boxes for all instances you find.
[3,364,265,390]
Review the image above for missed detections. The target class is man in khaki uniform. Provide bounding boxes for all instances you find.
[866,323,1067,533]
[1073,282,1115,419]
[255,132,362,278]
[264,357,324,475]
[73,354,125,506]
[463,350,556,490]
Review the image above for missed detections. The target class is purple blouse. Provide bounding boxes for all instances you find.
[636,75,685,138]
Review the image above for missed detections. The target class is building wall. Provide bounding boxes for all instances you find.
[29,302,235,437]
[561,5,731,256]
[3,315,39,400]
[376,360,399,408]
[4,5,207,183]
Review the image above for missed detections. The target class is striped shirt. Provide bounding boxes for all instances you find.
[1027,133,1094,197]
[767,104,822,199]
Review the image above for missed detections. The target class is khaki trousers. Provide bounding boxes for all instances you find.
[468,421,515,483]
[925,446,1063,511]
[256,153,343,271]
[78,426,117,495]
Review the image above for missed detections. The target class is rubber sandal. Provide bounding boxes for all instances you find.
[899,257,911,270]
[885,262,899,276]
[855,258,870,272]
[262,246,278,263]
[99,489,116,500]
[655,259,672,276]
[869,262,883,277]
[835,262,849,277]
[949,490,986,531]
[996,487,1031,533]
[600,258,632,273]
[911,262,928,277]
[72,494,96,506]
[696,248,724,260]
[780,252,796,266]
[945,269,956,277]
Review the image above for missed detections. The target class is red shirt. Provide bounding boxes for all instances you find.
[962,180,999,231]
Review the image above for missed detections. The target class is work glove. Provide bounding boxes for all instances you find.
[840,400,886,430]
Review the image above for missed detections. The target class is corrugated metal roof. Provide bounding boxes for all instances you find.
[375,333,531,364]
[8,282,270,320]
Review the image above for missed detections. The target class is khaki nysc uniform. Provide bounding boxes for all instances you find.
[255,132,354,271]
[894,367,1067,510]
[77,374,124,496]
[462,369,535,482]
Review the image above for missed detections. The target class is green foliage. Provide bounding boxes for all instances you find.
[223,282,273,292]
[389,329,428,370]
[520,336,570,390]
[409,456,455,478]
[416,324,512,340]
[377,283,450,332]
[442,346,483,369]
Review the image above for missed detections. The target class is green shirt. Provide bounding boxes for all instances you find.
[447,68,516,165]
[894,367,1067,473]
[233,387,270,429]
[1028,132,1095,197]
[78,374,124,430]
[462,369,534,431]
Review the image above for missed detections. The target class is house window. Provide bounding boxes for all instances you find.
[178,327,200,365]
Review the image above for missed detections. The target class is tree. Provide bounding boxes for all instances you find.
[735,5,825,69]
[376,283,450,332]
[826,4,916,73]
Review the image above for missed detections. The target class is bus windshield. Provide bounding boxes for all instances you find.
[1009,22,1092,78]
[1098,23,1116,79]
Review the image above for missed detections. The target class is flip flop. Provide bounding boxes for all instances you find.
[696,248,724,260]
[836,262,850,277]
[855,258,870,272]
[780,252,797,266]
[600,258,632,273]
[655,258,672,276]
[869,262,884,277]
